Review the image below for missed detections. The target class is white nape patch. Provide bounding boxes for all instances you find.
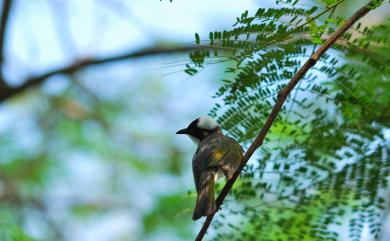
[197,116,219,130]
[189,135,201,145]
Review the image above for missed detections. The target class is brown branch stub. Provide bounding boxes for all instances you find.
[194,1,380,241]
[0,0,12,65]
[0,0,13,88]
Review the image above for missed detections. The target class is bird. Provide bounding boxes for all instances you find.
[176,116,243,220]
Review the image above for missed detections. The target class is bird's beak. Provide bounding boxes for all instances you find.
[176,128,188,134]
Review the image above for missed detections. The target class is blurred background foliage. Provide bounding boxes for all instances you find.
[0,0,389,241]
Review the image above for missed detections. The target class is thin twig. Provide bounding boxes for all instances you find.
[194,1,381,240]
[266,0,346,46]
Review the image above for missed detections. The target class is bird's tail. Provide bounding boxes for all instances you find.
[192,173,216,220]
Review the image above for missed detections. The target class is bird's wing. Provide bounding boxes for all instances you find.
[204,135,243,168]
[193,135,243,192]
[192,153,202,194]
[192,134,223,193]
[220,136,244,166]
[219,137,244,179]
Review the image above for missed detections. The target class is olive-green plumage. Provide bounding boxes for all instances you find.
[192,131,243,220]
[176,116,243,220]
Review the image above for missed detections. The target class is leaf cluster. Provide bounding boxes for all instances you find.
[187,1,390,240]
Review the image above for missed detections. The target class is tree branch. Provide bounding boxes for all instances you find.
[0,0,13,92]
[0,0,12,65]
[194,1,381,240]
[0,45,207,102]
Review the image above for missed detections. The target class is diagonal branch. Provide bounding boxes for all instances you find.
[0,45,208,102]
[194,1,382,240]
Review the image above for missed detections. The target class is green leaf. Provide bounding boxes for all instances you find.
[195,33,200,44]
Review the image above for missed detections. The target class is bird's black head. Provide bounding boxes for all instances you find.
[176,116,221,144]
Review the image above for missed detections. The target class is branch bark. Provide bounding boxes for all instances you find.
[0,0,12,65]
[0,45,207,102]
[194,1,381,240]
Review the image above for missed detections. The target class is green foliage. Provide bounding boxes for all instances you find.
[186,0,389,240]
[0,225,36,241]
[0,212,36,241]
[143,193,194,239]
[0,76,193,240]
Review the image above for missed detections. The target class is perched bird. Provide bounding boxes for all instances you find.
[176,116,243,220]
